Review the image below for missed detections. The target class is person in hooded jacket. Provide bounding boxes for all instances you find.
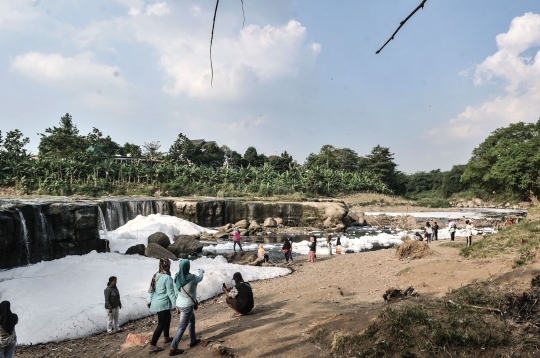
[148,258,177,354]
[104,276,122,334]
[0,301,18,358]
[169,259,204,356]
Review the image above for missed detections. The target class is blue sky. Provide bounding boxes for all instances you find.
[1,0,540,173]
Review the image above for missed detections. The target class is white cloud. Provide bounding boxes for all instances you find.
[145,2,170,16]
[137,19,320,100]
[11,52,128,89]
[427,12,540,140]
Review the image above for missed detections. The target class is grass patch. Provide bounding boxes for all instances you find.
[440,242,466,249]
[395,267,411,276]
[460,210,540,267]
[330,281,538,357]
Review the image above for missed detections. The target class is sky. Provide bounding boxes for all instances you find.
[1,0,540,173]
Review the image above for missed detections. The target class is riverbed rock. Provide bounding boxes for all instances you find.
[248,220,260,232]
[223,252,261,266]
[200,231,213,240]
[148,232,171,248]
[234,220,249,229]
[263,218,277,227]
[214,232,229,239]
[125,244,146,256]
[274,217,283,225]
[145,243,177,261]
[169,235,204,255]
[218,223,233,232]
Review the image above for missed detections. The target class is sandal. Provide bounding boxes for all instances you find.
[169,348,184,356]
[149,346,164,354]
[189,339,201,347]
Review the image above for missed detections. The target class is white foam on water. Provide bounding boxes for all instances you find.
[202,232,406,255]
[0,252,289,345]
[105,214,216,253]
[364,208,524,220]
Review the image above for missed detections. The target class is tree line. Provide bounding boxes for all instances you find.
[1,113,537,202]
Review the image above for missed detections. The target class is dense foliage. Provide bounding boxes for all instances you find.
[0,114,391,197]
[462,120,540,201]
[4,113,535,201]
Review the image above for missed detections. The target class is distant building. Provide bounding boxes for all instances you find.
[190,139,217,151]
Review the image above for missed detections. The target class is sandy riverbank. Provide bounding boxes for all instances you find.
[15,235,528,358]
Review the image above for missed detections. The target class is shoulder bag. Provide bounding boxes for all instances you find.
[182,286,199,310]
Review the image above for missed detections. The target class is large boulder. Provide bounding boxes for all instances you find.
[222,252,261,266]
[125,244,146,256]
[148,232,170,249]
[274,217,283,226]
[145,243,177,261]
[218,223,233,232]
[169,235,204,256]
[263,217,277,227]
[248,220,260,232]
[234,220,249,229]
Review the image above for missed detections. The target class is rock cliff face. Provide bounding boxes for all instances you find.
[0,197,348,270]
[172,199,347,228]
[0,200,107,270]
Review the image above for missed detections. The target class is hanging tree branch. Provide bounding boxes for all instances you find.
[375,0,428,54]
[210,0,245,87]
[210,0,220,87]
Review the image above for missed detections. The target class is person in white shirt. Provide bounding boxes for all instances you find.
[465,220,474,247]
[424,222,433,243]
[448,219,456,241]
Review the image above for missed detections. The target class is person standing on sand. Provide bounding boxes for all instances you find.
[307,237,316,263]
[222,272,254,317]
[326,235,333,255]
[448,219,456,241]
[424,222,433,244]
[287,236,294,263]
[336,236,342,254]
[465,220,475,247]
[433,222,439,241]
[169,259,204,356]
[280,237,292,264]
[148,258,177,354]
[232,227,243,253]
[104,276,122,334]
[0,301,18,358]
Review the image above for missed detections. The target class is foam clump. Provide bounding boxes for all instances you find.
[105,214,216,253]
[0,252,289,345]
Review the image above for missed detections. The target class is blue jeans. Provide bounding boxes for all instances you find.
[171,306,196,349]
[0,342,16,358]
[233,241,242,252]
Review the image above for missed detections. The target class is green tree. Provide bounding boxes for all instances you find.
[462,120,540,200]
[38,113,85,159]
[441,165,469,197]
[364,145,397,181]
[243,146,267,167]
[2,129,30,161]
[221,145,243,168]
[167,134,198,164]
[85,127,120,159]
[142,141,162,159]
[120,143,142,158]
[197,142,224,168]
[269,151,295,173]
[305,145,359,171]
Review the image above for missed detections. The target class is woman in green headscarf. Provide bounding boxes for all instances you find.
[169,259,204,356]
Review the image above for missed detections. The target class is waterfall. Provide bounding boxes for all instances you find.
[34,206,53,261]
[104,199,172,231]
[97,206,108,240]
[16,209,31,265]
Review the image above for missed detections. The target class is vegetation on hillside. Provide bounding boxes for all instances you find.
[1,114,538,201]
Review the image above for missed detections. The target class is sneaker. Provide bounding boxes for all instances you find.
[169,348,184,356]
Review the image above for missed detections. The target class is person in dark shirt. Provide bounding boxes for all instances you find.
[222,272,254,317]
[433,222,439,241]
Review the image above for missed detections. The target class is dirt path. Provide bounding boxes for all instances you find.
[17,238,522,358]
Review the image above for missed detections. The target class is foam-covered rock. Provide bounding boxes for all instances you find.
[169,235,204,255]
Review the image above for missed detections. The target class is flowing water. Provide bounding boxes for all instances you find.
[16,209,31,265]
